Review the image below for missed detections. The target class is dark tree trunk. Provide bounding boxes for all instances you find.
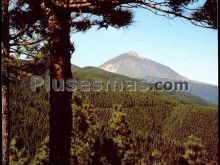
[48,9,73,164]
[2,0,10,165]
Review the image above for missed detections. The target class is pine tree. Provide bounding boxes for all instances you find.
[71,99,101,164]
[2,1,10,164]
[4,0,217,164]
[2,1,48,163]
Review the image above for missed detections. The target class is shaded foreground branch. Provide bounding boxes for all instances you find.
[44,0,217,29]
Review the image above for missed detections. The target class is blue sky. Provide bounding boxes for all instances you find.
[70,8,218,85]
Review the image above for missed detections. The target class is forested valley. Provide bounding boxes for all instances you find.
[9,74,218,165]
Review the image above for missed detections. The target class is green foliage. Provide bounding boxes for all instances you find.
[31,137,49,165]
[150,149,166,165]
[163,105,218,160]
[71,100,101,165]
[9,138,29,165]
[9,79,218,164]
[169,91,209,106]
[73,66,211,106]
[180,135,207,165]
[9,78,49,159]
[107,109,138,164]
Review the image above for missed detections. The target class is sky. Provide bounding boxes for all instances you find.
[70,8,218,86]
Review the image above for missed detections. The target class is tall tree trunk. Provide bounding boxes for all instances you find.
[2,0,10,164]
[48,9,73,164]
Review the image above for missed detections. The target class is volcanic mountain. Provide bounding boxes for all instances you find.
[100,51,188,80]
[99,51,218,104]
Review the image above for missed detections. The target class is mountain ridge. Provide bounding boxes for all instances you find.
[71,64,210,106]
[100,51,188,81]
[98,51,218,104]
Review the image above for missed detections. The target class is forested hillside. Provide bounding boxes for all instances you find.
[9,76,218,164]
[71,66,210,105]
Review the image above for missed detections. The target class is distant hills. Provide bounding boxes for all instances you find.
[71,65,210,106]
[98,51,218,104]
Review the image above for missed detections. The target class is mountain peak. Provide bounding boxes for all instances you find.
[100,51,187,80]
[127,51,145,59]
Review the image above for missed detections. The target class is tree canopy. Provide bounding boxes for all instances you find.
[41,0,217,29]
[9,0,217,42]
